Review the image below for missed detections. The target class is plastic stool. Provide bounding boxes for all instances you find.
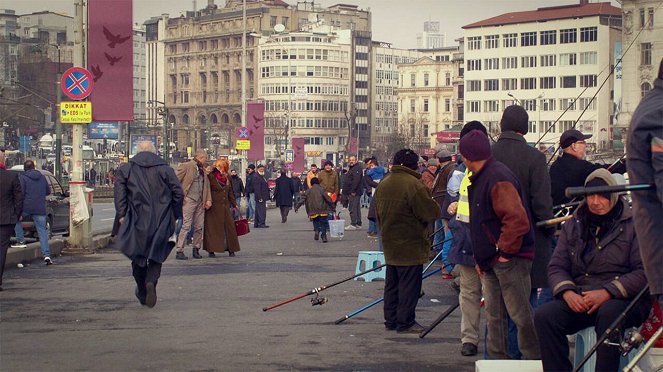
[354,251,385,282]
[573,327,639,372]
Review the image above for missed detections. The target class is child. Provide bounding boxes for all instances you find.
[294,177,334,243]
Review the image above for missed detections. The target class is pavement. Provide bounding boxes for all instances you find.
[0,207,480,371]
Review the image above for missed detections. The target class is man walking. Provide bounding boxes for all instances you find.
[12,160,53,265]
[0,150,23,291]
[274,169,295,223]
[114,141,183,308]
[342,156,363,230]
[174,149,211,260]
[245,164,256,222]
[459,130,540,360]
[253,164,270,228]
[375,149,440,333]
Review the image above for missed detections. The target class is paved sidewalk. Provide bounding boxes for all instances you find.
[0,207,479,371]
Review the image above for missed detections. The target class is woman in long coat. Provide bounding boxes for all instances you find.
[203,159,241,257]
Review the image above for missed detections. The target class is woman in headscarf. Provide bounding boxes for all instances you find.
[203,159,241,257]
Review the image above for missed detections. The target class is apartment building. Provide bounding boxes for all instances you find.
[463,1,622,150]
[133,26,146,123]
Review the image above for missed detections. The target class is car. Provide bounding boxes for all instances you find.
[9,166,70,239]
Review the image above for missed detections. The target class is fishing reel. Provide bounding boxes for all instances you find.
[311,290,328,307]
[603,327,645,357]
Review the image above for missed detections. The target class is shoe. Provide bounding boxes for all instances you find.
[11,241,27,248]
[229,251,236,257]
[385,324,396,331]
[44,257,53,265]
[208,252,216,258]
[354,224,361,230]
[314,231,320,240]
[442,274,454,279]
[175,252,188,260]
[461,343,478,356]
[135,286,146,305]
[344,225,356,231]
[321,233,328,243]
[144,282,157,308]
[397,322,425,334]
[192,248,202,259]
[262,225,270,228]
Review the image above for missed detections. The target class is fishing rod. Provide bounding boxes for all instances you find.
[623,325,663,371]
[565,183,654,199]
[262,263,386,312]
[419,301,460,339]
[536,214,573,228]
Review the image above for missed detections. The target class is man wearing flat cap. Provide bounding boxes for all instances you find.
[459,130,540,360]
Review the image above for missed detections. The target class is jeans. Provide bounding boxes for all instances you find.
[506,287,555,360]
[432,217,446,252]
[247,193,255,220]
[368,219,378,234]
[312,216,329,234]
[15,214,50,257]
[235,197,242,211]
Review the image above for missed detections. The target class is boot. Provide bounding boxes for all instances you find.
[314,229,319,241]
[192,248,202,259]
[321,232,328,243]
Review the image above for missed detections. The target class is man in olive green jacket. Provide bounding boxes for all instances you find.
[375,149,441,333]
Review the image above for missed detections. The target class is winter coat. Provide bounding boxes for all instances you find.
[245,171,256,195]
[175,159,211,202]
[493,131,554,288]
[317,168,340,195]
[367,166,385,181]
[550,153,603,206]
[305,170,318,189]
[294,184,333,217]
[253,173,270,202]
[230,175,244,197]
[114,151,184,264]
[420,169,436,190]
[18,169,50,215]
[363,172,379,195]
[627,77,663,296]
[341,162,363,195]
[366,174,380,221]
[274,174,295,207]
[375,166,441,266]
[203,171,240,253]
[447,217,475,267]
[432,162,455,214]
[0,167,22,225]
[467,158,535,272]
[548,199,648,300]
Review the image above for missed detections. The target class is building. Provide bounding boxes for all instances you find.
[463,1,622,150]
[162,0,370,156]
[144,15,169,129]
[616,0,663,145]
[133,25,147,124]
[417,21,446,49]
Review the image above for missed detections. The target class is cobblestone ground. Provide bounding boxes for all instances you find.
[0,207,481,371]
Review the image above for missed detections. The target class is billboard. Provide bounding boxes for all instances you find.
[88,122,119,139]
[130,135,156,156]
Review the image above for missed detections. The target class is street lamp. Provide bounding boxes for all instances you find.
[147,100,170,162]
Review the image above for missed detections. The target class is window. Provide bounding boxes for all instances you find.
[541,54,556,67]
[540,76,556,89]
[580,27,597,42]
[521,56,536,68]
[541,98,556,111]
[641,82,652,97]
[528,121,537,133]
[423,99,429,112]
[270,16,277,27]
[484,79,499,91]
[560,28,577,44]
[540,30,556,45]
[467,36,481,50]
[580,51,597,65]
[579,97,596,110]
[580,75,597,88]
[640,8,646,27]
[424,73,429,86]
[542,121,555,133]
[445,98,451,112]
[521,32,537,47]
[559,120,574,132]
[503,33,517,48]
[484,58,499,70]
[502,78,517,91]
[468,101,480,113]
[648,8,655,28]
[410,99,415,113]
[445,72,451,86]
[282,16,289,26]
[641,43,652,65]
[561,76,577,88]
[467,59,482,71]
[560,99,576,111]
[521,78,536,90]
[181,43,190,53]
[523,99,536,111]
[485,35,499,49]
[410,73,416,87]
[484,100,499,112]
[467,80,481,92]
[560,53,577,66]
[502,57,517,69]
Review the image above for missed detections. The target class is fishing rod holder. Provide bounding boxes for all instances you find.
[600,327,645,357]
[311,289,328,307]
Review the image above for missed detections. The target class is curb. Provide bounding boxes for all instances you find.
[5,233,111,268]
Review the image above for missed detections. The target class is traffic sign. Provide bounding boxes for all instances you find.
[285,149,294,162]
[60,101,92,123]
[61,67,94,100]
[236,127,250,140]
[236,140,250,150]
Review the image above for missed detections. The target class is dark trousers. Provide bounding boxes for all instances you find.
[534,298,650,372]
[312,216,329,234]
[348,194,361,226]
[254,200,267,227]
[384,264,423,331]
[132,259,162,296]
[279,206,290,222]
[0,224,13,287]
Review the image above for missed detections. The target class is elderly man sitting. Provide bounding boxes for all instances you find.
[534,168,651,372]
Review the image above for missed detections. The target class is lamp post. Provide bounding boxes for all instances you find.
[51,43,63,183]
[147,100,169,162]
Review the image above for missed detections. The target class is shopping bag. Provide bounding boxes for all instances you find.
[233,208,250,236]
[329,219,345,239]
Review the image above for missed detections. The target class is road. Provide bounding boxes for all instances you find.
[0,207,479,371]
[92,201,116,234]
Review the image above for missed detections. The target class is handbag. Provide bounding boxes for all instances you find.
[234,208,250,236]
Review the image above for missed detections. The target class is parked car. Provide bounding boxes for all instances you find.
[9,166,70,239]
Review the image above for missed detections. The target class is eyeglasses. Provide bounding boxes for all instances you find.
[575,140,587,145]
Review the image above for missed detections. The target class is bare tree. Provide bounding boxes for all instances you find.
[398,110,430,154]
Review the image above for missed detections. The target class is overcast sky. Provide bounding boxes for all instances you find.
[11,0,621,49]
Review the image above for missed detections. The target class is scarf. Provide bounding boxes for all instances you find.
[214,170,227,186]
[581,201,623,256]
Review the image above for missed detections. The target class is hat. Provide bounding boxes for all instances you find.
[560,129,592,149]
[324,160,334,167]
[460,120,488,139]
[427,158,440,167]
[459,130,491,161]
[257,164,265,169]
[584,168,618,210]
[247,164,255,170]
[435,148,453,161]
[310,177,320,185]
[421,155,429,162]
[500,105,529,134]
[393,149,420,170]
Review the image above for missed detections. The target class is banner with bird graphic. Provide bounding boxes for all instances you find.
[247,101,265,161]
[87,0,133,121]
[291,137,305,172]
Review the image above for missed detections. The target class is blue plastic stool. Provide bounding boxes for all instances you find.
[354,251,385,282]
[573,327,639,372]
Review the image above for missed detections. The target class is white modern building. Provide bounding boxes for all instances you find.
[144,15,169,129]
[417,21,446,50]
[463,1,622,150]
[133,25,147,123]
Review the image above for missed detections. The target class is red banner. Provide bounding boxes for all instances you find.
[87,0,133,121]
[246,101,265,161]
[291,137,305,173]
[436,131,460,143]
[350,137,358,156]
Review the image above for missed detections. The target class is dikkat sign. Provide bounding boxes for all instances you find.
[60,101,92,123]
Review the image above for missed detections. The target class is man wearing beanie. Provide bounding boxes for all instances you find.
[492,105,554,358]
[535,169,650,371]
[375,149,440,333]
[459,130,540,360]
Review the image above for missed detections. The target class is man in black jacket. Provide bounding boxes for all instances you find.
[230,169,244,208]
[253,164,270,228]
[0,150,23,291]
[342,156,363,229]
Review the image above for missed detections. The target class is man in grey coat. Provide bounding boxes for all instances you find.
[0,150,22,291]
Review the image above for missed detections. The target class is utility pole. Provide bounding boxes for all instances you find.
[240,0,247,181]
[53,44,63,183]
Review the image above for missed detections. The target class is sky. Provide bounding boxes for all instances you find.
[10,0,621,49]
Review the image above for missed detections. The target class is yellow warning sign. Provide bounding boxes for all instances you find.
[60,101,92,124]
[236,140,250,150]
